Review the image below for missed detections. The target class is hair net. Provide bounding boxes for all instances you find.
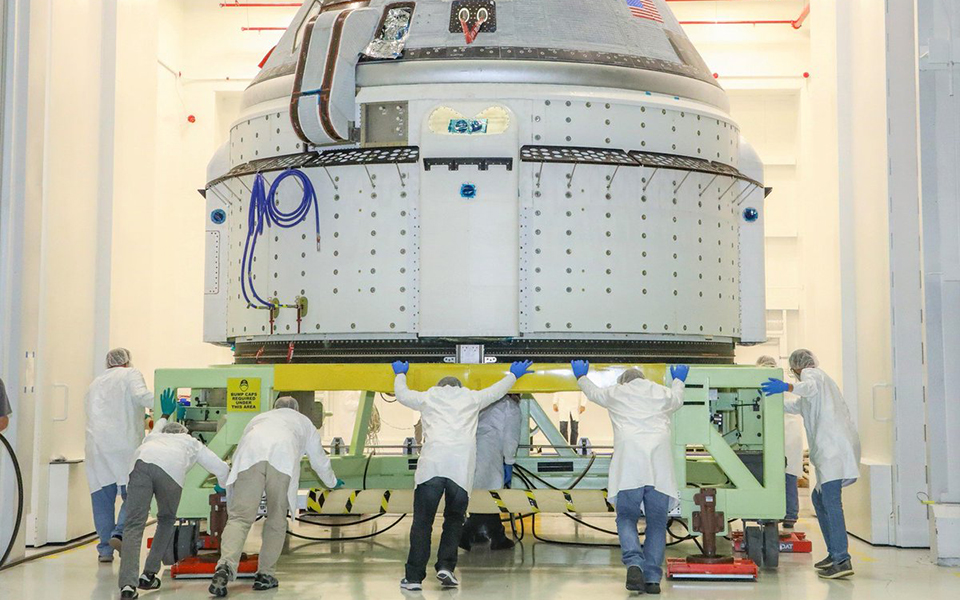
[618,368,646,385]
[789,349,819,372]
[162,421,189,435]
[106,348,131,368]
[437,376,463,388]
[274,396,300,411]
[756,355,778,369]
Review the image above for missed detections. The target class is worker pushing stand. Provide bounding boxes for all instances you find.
[572,360,689,594]
[118,389,230,600]
[392,360,534,591]
[762,349,861,580]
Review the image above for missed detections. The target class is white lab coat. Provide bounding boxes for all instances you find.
[226,408,338,513]
[84,367,154,492]
[784,407,805,478]
[578,376,684,505]
[394,373,517,495]
[553,392,585,420]
[473,397,522,491]
[131,418,230,488]
[785,368,861,489]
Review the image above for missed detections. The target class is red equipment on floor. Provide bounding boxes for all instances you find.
[169,553,259,579]
[731,530,813,554]
[665,488,759,582]
[168,491,259,579]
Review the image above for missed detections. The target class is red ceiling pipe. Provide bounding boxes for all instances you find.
[222,2,303,7]
[681,2,810,28]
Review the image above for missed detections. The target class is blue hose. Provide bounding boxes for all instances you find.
[241,170,319,308]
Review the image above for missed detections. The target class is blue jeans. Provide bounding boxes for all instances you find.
[615,486,670,583]
[785,474,799,522]
[811,480,850,563]
[91,484,127,557]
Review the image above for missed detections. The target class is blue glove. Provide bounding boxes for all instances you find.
[571,360,590,379]
[160,388,177,417]
[334,478,345,490]
[503,464,513,488]
[761,378,791,397]
[392,361,409,375]
[670,365,690,383]
[214,485,226,495]
[510,360,534,379]
[176,405,187,422]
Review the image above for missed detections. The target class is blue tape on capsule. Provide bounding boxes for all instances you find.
[743,207,759,222]
[460,183,478,199]
[211,209,227,224]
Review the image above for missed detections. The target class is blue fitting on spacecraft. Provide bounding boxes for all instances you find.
[460,183,478,199]
[743,207,759,223]
[211,209,227,224]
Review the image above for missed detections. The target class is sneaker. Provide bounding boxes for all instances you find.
[782,520,796,530]
[110,536,123,552]
[625,566,645,593]
[814,556,834,570]
[645,582,661,595]
[120,585,139,599]
[818,560,854,580]
[98,554,115,564]
[400,579,423,591]
[138,572,161,591]
[489,536,516,551]
[436,570,460,588]
[209,565,232,597]
[252,573,279,591]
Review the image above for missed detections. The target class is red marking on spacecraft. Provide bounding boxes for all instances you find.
[459,6,489,45]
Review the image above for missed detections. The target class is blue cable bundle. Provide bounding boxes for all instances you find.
[241,169,319,308]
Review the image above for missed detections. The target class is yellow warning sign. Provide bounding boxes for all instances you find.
[227,377,261,412]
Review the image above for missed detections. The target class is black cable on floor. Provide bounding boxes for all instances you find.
[0,433,24,569]
[513,469,620,548]
[286,515,406,542]
[295,513,383,527]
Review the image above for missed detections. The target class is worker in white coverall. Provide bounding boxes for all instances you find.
[460,393,522,552]
[118,389,229,600]
[762,349,861,580]
[210,397,341,597]
[393,360,534,591]
[573,361,688,595]
[84,348,154,563]
[756,355,805,528]
[553,391,585,446]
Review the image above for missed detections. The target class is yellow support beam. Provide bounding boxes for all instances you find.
[274,362,668,393]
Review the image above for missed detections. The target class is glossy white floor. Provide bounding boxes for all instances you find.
[1,500,957,600]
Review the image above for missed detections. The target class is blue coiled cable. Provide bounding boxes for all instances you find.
[241,169,319,308]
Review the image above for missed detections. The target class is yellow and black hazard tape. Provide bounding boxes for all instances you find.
[525,490,540,513]
[489,491,510,514]
[305,488,617,515]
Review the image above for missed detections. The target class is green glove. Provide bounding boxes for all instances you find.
[160,388,177,418]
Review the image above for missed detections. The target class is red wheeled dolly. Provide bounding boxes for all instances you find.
[666,488,760,582]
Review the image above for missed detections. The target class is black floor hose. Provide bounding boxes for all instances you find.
[0,433,24,569]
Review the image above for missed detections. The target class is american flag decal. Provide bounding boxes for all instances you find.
[627,0,664,23]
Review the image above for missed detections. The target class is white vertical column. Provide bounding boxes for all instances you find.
[0,0,34,566]
[885,0,931,549]
[917,0,960,564]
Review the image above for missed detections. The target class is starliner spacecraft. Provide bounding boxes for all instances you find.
[203,0,767,364]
